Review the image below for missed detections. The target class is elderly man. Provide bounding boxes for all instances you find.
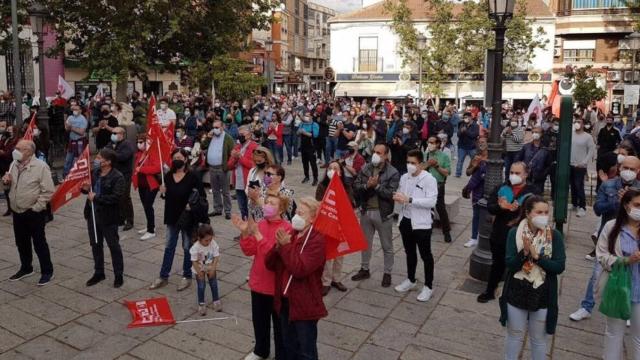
[207,119,235,219]
[110,127,135,230]
[2,140,55,285]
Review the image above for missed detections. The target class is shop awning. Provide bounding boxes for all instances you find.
[334,82,399,97]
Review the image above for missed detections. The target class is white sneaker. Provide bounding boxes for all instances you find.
[628,320,631,327]
[177,277,191,291]
[394,279,417,293]
[244,353,267,360]
[211,300,223,312]
[198,304,207,316]
[140,232,156,241]
[417,286,433,302]
[569,308,591,321]
[576,208,586,217]
[464,238,478,248]
[137,228,147,235]
[585,253,595,261]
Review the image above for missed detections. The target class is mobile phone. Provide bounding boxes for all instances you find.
[249,180,260,189]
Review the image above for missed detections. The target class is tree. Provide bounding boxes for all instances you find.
[38,0,274,101]
[567,66,607,108]
[208,55,266,101]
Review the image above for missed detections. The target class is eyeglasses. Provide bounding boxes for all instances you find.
[265,172,276,176]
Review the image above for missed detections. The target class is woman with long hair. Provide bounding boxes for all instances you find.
[499,195,565,360]
[597,189,640,359]
[149,148,205,292]
[247,147,275,220]
[132,134,160,240]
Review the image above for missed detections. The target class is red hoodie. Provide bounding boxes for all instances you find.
[228,140,258,188]
[132,150,161,191]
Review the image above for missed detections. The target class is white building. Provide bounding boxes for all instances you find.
[329,0,556,109]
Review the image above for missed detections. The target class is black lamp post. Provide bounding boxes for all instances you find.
[265,37,274,94]
[29,2,49,134]
[469,0,515,281]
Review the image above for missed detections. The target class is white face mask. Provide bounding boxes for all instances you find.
[32,128,40,137]
[137,143,146,151]
[406,163,418,175]
[362,123,368,130]
[212,128,222,136]
[402,128,410,135]
[531,215,549,230]
[573,123,581,131]
[371,153,382,166]
[12,149,23,162]
[532,133,541,140]
[291,214,307,231]
[327,169,336,179]
[509,174,523,185]
[618,154,627,164]
[73,110,80,116]
[510,121,518,128]
[621,169,637,182]
[160,103,168,110]
[552,124,559,131]
[628,207,640,221]
[427,144,437,152]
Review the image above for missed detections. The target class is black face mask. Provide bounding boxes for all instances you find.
[238,136,247,144]
[102,110,110,116]
[171,160,185,171]
[256,162,266,169]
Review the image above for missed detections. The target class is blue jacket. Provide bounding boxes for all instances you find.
[594,178,640,221]
[517,143,549,182]
[457,121,480,150]
[464,161,486,204]
[299,121,319,138]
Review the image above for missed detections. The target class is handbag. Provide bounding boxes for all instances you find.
[599,261,632,320]
[176,189,209,230]
[461,186,471,199]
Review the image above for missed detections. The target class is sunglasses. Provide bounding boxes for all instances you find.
[265,172,276,176]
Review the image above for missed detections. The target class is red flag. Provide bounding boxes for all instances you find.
[125,297,176,328]
[314,175,368,260]
[21,112,37,141]
[148,122,173,167]
[50,146,91,212]
[547,80,560,117]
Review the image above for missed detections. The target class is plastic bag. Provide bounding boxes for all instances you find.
[599,261,632,320]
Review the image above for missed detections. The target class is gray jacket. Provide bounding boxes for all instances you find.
[353,162,400,220]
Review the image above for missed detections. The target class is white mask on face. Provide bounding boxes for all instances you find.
[510,121,518,128]
[291,214,307,231]
[402,128,410,135]
[618,154,627,164]
[73,110,80,116]
[509,174,523,185]
[371,153,382,166]
[621,169,637,182]
[573,123,581,131]
[327,169,336,179]
[628,207,640,221]
[160,103,168,110]
[406,163,417,175]
[362,123,368,130]
[32,128,40,137]
[137,143,146,151]
[212,128,222,136]
[531,215,549,230]
[427,144,437,152]
[12,149,23,162]
[532,133,541,140]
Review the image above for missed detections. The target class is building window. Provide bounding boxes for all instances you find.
[358,37,378,72]
[304,59,311,68]
[295,0,300,14]
[304,21,308,36]
[572,0,625,8]
[5,47,35,95]
[563,49,595,62]
[295,19,299,34]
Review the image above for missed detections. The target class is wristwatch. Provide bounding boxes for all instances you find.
[409,197,413,204]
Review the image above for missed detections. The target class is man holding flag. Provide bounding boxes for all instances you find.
[2,140,55,286]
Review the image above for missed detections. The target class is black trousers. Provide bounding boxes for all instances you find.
[315,136,325,162]
[399,218,434,287]
[570,166,587,209]
[138,187,158,233]
[301,149,318,180]
[119,178,134,225]
[436,182,451,234]
[279,299,319,360]
[87,219,124,277]
[12,210,53,275]
[251,291,283,359]
[486,236,506,294]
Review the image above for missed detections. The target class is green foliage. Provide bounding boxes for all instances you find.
[567,66,607,108]
[385,0,548,96]
[209,55,266,101]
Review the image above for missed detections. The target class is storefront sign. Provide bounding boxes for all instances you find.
[335,73,552,82]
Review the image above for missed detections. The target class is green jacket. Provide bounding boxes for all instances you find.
[499,227,566,335]
[202,133,235,172]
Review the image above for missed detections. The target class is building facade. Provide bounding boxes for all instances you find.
[329,0,556,109]
[552,0,635,113]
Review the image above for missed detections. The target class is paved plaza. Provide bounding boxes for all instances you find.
[0,161,615,359]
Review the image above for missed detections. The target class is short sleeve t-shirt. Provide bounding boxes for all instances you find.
[190,240,220,273]
[67,114,88,141]
[157,108,177,127]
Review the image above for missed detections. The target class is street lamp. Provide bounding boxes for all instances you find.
[29,2,49,136]
[626,32,640,115]
[417,34,427,106]
[10,0,23,127]
[265,37,274,94]
[469,0,515,281]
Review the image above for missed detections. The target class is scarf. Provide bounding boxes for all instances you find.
[513,219,553,289]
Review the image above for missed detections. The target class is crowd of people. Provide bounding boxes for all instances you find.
[3,88,640,359]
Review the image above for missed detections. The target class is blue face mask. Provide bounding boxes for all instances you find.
[93,159,101,169]
[110,134,119,143]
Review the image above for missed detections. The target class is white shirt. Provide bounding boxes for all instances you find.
[190,240,220,273]
[157,108,176,127]
[397,170,438,230]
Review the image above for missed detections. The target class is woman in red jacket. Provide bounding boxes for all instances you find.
[266,196,327,360]
[132,135,161,240]
[233,194,291,360]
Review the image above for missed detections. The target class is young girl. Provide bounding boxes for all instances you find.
[190,224,222,316]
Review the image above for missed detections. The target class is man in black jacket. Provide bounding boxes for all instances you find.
[110,127,135,230]
[351,144,400,287]
[83,148,126,288]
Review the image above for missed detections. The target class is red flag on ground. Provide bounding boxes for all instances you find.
[314,175,368,260]
[125,297,176,328]
[50,146,91,212]
[21,112,37,141]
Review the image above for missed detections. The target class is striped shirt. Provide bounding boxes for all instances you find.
[328,116,342,138]
[620,226,640,304]
[501,126,524,152]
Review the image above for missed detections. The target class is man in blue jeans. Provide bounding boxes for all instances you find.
[569,155,640,321]
[324,108,342,162]
[455,112,479,177]
[63,105,88,178]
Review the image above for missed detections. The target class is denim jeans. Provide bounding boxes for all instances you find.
[580,260,602,313]
[280,299,319,360]
[505,304,548,360]
[236,190,249,220]
[292,130,300,157]
[62,151,77,178]
[471,203,480,240]
[456,148,476,177]
[503,151,520,180]
[138,187,158,233]
[570,166,587,209]
[196,274,219,305]
[604,303,640,359]
[325,137,338,162]
[283,134,295,163]
[159,225,192,279]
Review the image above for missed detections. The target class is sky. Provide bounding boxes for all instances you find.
[313,0,362,13]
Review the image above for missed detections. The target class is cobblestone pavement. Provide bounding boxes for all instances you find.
[0,159,611,359]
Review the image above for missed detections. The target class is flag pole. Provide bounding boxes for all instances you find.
[87,153,98,245]
[283,224,314,296]
[157,140,165,186]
